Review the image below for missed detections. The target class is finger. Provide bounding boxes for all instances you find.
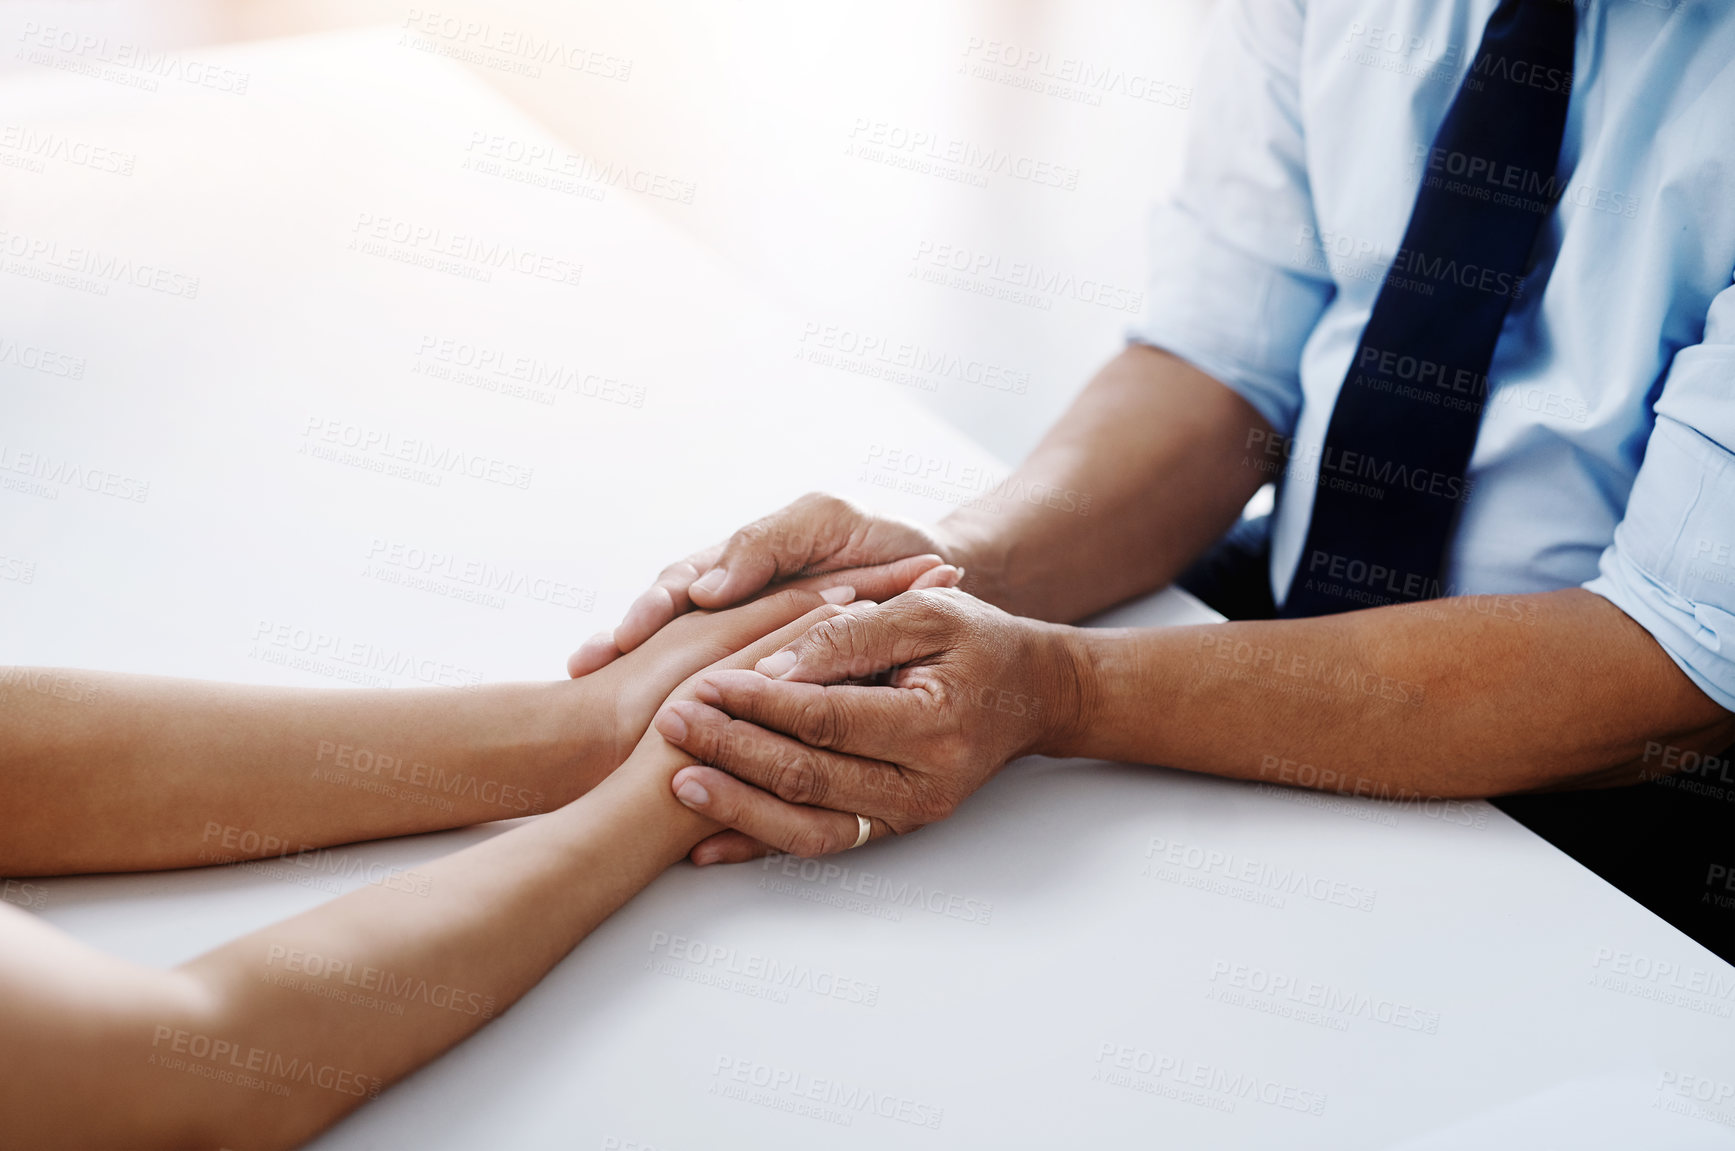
[656,700,915,815]
[909,563,963,591]
[567,631,620,678]
[669,600,854,690]
[751,591,961,683]
[611,562,702,655]
[687,830,772,867]
[566,557,725,677]
[687,494,864,610]
[669,765,884,858]
[782,554,947,606]
[648,585,858,683]
[692,671,930,764]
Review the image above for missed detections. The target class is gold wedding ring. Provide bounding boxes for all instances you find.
[849,814,871,850]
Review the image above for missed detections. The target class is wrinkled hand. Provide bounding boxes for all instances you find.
[652,589,1086,863]
[568,493,958,677]
[583,556,962,768]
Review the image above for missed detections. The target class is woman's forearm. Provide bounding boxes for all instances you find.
[2,579,920,877]
[0,604,849,1151]
[0,733,714,1151]
[0,673,609,875]
[172,741,715,1151]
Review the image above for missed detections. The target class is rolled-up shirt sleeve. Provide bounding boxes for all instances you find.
[1585,279,1735,712]
[1128,0,1333,435]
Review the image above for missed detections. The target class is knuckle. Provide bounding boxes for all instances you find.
[769,748,825,806]
[792,697,842,748]
[808,613,884,679]
[785,824,834,859]
[912,790,955,825]
[658,560,699,581]
[716,722,759,770]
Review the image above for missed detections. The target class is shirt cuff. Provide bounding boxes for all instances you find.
[1126,202,1330,435]
[1582,419,1735,713]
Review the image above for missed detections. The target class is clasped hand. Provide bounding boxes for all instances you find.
[654,588,1085,862]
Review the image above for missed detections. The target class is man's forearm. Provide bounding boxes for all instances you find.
[1058,589,1735,796]
[0,674,607,875]
[940,344,1271,623]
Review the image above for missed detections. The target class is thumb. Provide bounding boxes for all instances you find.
[688,496,850,608]
[753,593,957,684]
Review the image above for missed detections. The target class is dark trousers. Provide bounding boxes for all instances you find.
[1180,520,1735,964]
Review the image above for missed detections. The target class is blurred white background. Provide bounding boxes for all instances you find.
[1,0,1212,460]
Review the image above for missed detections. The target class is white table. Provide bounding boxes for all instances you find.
[2,31,1732,1151]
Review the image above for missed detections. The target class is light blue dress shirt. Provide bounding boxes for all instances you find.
[1131,0,1735,710]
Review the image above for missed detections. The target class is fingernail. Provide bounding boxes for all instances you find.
[756,650,798,678]
[820,585,856,604]
[654,706,688,742]
[695,679,722,705]
[954,566,966,582]
[691,567,727,595]
[676,779,710,807]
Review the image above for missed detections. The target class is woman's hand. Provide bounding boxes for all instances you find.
[566,494,964,677]
[576,555,964,769]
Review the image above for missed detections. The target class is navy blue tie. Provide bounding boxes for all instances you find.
[1281,0,1575,618]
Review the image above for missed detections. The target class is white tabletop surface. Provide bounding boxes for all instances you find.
[2,30,1733,1151]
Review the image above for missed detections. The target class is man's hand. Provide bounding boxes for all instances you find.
[567,493,959,677]
[650,589,1086,863]
[582,556,962,769]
